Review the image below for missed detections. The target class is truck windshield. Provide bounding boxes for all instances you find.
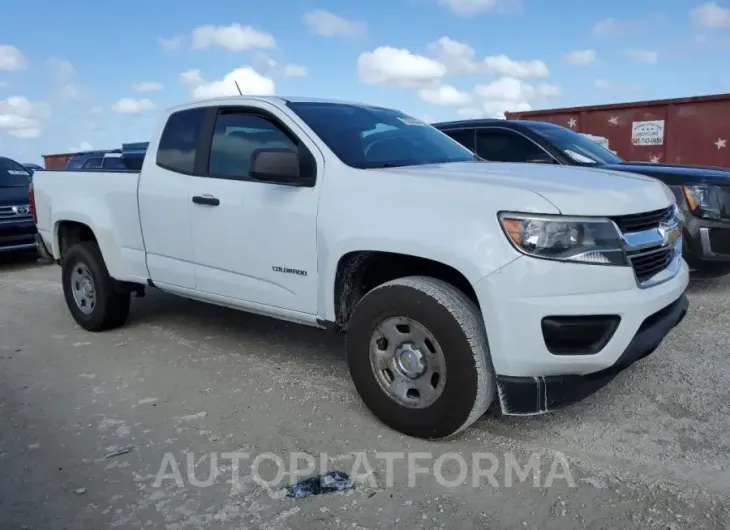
[526,123,625,165]
[287,102,479,169]
[0,156,32,187]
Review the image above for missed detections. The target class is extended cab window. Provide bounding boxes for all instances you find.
[443,129,476,152]
[476,130,548,163]
[207,112,296,179]
[156,108,206,174]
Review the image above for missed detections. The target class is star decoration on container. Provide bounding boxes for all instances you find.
[568,118,577,128]
[608,116,619,126]
[716,138,727,150]
[649,156,661,163]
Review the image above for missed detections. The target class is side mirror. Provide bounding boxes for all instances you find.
[250,148,302,185]
[525,153,556,164]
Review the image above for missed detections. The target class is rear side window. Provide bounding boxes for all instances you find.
[83,158,103,169]
[443,129,476,152]
[102,157,125,169]
[67,158,84,169]
[475,130,545,162]
[156,108,206,174]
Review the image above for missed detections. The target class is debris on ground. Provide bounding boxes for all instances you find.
[105,446,135,459]
[75,488,86,495]
[285,471,354,499]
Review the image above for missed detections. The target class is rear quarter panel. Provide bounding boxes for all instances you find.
[33,169,148,283]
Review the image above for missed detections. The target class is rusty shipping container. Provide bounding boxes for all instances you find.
[42,152,75,169]
[505,93,730,169]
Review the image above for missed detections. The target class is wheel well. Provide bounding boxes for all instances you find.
[57,221,97,261]
[334,251,479,329]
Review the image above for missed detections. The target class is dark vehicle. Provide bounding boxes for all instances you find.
[434,118,730,274]
[66,150,117,170]
[23,163,43,174]
[0,156,37,255]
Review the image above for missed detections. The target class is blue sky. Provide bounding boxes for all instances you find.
[1,0,729,164]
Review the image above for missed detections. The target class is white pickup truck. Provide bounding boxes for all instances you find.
[32,96,689,439]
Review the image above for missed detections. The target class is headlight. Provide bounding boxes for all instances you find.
[498,213,626,266]
[683,185,722,220]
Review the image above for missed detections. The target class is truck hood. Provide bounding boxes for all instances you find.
[600,162,730,186]
[383,161,674,216]
[0,186,30,206]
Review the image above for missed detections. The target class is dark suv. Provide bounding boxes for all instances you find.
[434,118,730,275]
[0,156,36,255]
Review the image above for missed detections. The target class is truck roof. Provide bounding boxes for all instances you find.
[167,95,392,112]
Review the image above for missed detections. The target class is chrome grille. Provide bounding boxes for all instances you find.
[613,205,680,287]
[610,206,673,233]
[0,205,32,222]
[626,245,675,283]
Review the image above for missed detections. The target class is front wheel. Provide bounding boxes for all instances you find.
[346,276,495,439]
[62,242,130,331]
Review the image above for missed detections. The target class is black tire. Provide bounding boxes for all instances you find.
[346,276,495,439]
[62,242,130,331]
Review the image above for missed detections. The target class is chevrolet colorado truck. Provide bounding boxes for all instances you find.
[434,118,730,276]
[32,96,689,439]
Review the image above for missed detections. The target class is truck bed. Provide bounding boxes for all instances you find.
[33,169,149,283]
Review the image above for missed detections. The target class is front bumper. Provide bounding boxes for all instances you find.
[496,294,688,414]
[475,252,689,415]
[0,220,37,254]
[682,215,730,267]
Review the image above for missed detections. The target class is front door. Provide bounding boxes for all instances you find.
[188,104,322,314]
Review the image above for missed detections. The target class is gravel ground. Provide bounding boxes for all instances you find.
[1,254,729,529]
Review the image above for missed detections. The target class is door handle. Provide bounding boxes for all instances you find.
[192,195,220,206]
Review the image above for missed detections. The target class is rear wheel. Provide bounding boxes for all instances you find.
[346,276,495,439]
[62,242,130,331]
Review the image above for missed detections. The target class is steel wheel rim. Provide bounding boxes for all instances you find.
[369,316,447,409]
[70,263,96,315]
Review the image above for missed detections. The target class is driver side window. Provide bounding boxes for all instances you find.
[207,112,297,180]
[475,130,547,162]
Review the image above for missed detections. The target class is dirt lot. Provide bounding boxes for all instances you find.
[1,254,729,529]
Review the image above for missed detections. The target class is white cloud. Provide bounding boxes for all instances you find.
[594,79,641,91]
[427,37,479,74]
[565,49,597,65]
[474,77,560,118]
[191,23,276,52]
[47,58,76,80]
[0,81,8,88]
[283,64,307,77]
[437,0,520,16]
[112,98,155,114]
[418,85,473,106]
[179,69,203,85]
[46,58,84,102]
[691,2,730,29]
[0,95,50,138]
[68,141,93,152]
[358,47,447,88]
[592,17,645,37]
[483,54,549,78]
[303,10,366,38]
[456,107,485,119]
[625,49,659,63]
[159,36,183,51]
[191,67,275,99]
[133,81,164,92]
[0,45,27,71]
